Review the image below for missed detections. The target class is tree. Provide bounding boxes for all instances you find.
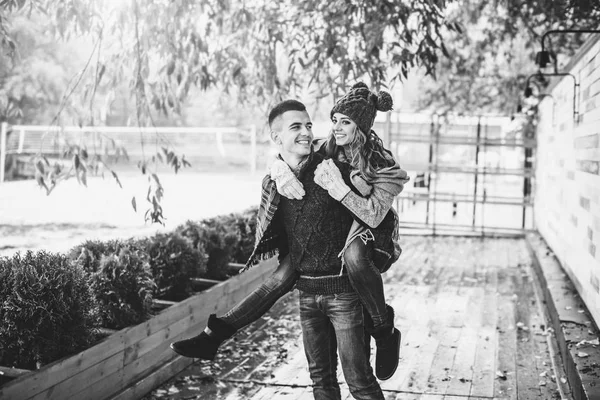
[0,14,88,124]
[416,0,600,115]
[0,0,460,222]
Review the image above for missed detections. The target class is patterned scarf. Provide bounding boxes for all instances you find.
[242,151,313,271]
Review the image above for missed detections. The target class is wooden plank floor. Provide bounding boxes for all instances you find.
[144,237,568,400]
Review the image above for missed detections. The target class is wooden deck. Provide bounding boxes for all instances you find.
[143,236,568,400]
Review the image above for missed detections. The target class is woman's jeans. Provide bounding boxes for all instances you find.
[221,237,390,332]
[343,238,389,331]
[299,291,384,400]
[221,255,299,330]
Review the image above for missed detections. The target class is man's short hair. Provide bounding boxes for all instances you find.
[268,100,306,128]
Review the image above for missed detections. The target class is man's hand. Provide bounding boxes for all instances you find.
[270,159,305,200]
[314,159,351,201]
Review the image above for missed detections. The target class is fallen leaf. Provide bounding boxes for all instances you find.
[539,381,547,386]
[539,371,548,377]
[577,352,589,358]
[496,371,507,380]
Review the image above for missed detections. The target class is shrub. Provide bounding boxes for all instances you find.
[228,207,258,264]
[0,251,99,369]
[70,241,155,330]
[177,217,240,280]
[141,232,206,301]
[68,239,125,273]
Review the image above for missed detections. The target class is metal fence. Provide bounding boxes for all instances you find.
[378,112,535,236]
[1,115,535,236]
[0,123,260,183]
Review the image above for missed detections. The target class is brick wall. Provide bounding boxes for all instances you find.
[535,35,600,327]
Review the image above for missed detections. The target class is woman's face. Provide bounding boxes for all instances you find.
[331,112,357,146]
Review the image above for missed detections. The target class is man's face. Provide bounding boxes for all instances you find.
[272,110,313,157]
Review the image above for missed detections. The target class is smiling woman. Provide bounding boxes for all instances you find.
[331,113,358,147]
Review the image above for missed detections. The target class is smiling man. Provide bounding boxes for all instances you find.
[259,100,384,399]
[172,100,384,399]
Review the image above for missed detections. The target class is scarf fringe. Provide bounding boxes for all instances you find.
[241,249,279,273]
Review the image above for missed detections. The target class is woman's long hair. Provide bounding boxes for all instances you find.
[325,127,395,183]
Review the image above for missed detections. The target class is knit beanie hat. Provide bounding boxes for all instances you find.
[330,82,394,134]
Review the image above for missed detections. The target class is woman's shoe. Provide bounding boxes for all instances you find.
[170,314,236,360]
[372,305,401,380]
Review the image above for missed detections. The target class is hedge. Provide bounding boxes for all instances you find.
[176,206,258,279]
[0,251,100,369]
[140,232,206,301]
[0,206,259,370]
[69,240,155,329]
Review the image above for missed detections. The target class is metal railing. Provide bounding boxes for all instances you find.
[0,123,258,183]
[380,113,534,236]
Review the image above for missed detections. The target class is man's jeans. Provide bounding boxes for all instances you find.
[299,291,384,400]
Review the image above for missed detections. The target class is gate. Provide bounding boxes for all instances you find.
[378,113,535,236]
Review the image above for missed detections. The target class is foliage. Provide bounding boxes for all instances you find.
[0,206,262,368]
[0,0,459,223]
[220,207,258,264]
[176,217,240,280]
[140,232,206,301]
[0,15,83,124]
[2,0,456,105]
[416,0,600,115]
[0,250,100,369]
[69,240,155,329]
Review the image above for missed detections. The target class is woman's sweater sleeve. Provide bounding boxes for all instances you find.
[340,181,400,228]
[339,160,409,228]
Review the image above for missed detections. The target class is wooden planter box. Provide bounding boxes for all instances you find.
[0,258,277,400]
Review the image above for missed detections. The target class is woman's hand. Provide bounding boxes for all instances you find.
[270,159,305,200]
[314,159,351,201]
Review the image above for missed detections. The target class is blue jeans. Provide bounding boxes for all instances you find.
[221,255,299,330]
[343,238,389,331]
[299,291,384,400]
[221,238,390,333]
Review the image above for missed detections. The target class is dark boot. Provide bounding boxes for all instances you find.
[371,305,401,380]
[170,314,237,360]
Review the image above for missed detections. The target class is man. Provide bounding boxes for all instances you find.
[173,100,385,399]
[253,100,384,399]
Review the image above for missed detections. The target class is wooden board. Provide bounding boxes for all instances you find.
[133,237,569,400]
[0,258,277,400]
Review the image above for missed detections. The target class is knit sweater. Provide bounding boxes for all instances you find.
[274,152,357,294]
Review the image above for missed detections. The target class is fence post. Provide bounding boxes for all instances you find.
[250,124,257,175]
[0,122,7,184]
[18,128,25,153]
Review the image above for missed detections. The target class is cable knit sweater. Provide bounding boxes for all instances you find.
[273,152,357,294]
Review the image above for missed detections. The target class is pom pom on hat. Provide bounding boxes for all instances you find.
[376,91,393,112]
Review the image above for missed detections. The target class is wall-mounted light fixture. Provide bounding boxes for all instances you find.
[522,79,556,125]
[536,29,600,70]
[524,72,579,121]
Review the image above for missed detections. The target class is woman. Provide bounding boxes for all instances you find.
[171,83,408,381]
